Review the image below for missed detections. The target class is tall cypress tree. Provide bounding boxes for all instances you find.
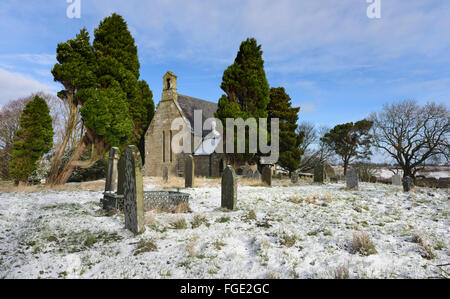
[215,38,270,163]
[268,87,304,174]
[10,96,54,184]
[50,14,155,185]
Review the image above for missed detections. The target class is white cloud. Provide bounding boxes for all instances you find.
[299,102,317,113]
[88,0,450,73]
[0,68,56,105]
[0,54,56,66]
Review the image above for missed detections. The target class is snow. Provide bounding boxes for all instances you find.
[0,181,449,279]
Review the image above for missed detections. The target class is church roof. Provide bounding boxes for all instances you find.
[177,94,218,137]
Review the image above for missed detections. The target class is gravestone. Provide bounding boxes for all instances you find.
[291,172,299,184]
[324,162,336,181]
[253,170,261,181]
[105,147,119,192]
[346,169,359,190]
[262,166,272,186]
[221,166,237,210]
[392,175,402,186]
[101,148,122,211]
[122,146,145,234]
[185,155,195,188]
[163,166,169,183]
[246,169,254,179]
[314,163,324,183]
[402,176,414,192]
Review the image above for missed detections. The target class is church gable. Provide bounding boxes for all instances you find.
[143,71,221,177]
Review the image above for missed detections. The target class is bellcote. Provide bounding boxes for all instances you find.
[161,71,178,102]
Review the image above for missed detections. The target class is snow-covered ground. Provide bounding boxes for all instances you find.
[0,180,448,279]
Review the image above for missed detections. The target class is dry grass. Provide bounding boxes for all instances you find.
[134,239,157,256]
[288,195,303,204]
[144,211,157,226]
[412,233,435,260]
[191,215,209,229]
[334,265,350,279]
[304,192,332,206]
[171,216,188,229]
[352,231,377,256]
[170,202,192,214]
[0,180,105,193]
[186,235,200,257]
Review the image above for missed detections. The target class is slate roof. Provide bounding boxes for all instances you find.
[177,94,218,137]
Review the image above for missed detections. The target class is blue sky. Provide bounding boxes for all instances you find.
[0,0,449,129]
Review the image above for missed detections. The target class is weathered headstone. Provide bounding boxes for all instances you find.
[102,148,121,211]
[346,169,359,190]
[314,163,324,183]
[262,166,272,186]
[185,155,195,188]
[402,176,414,192]
[253,170,261,181]
[122,146,145,234]
[246,169,254,179]
[392,175,402,186]
[105,147,119,192]
[221,166,237,210]
[291,172,299,184]
[163,166,169,183]
[324,162,336,181]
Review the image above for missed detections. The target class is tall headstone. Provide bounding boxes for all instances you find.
[163,166,169,183]
[324,162,336,182]
[346,169,359,190]
[291,172,299,184]
[105,147,119,192]
[392,175,402,186]
[185,155,195,188]
[402,176,414,192]
[221,166,237,210]
[122,146,145,234]
[262,166,272,186]
[314,163,324,183]
[253,170,261,181]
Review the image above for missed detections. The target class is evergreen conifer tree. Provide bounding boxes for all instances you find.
[10,96,54,184]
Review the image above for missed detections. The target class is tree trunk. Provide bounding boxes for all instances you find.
[47,93,79,185]
[51,140,87,185]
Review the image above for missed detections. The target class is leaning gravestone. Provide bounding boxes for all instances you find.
[314,163,324,183]
[262,166,272,186]
[402,176,414,192]
[163,166,169,183]
[392,175,402,186]
[346,169,359,190]
[221,166,237,210]
[122,146,145,234]
[253,170,261,181]
[291,172,299,184]
[185,155,195,188]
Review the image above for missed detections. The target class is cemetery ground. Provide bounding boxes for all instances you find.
[0,177,448,279]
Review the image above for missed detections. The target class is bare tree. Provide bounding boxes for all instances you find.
[370,100,449,180]
[297,123,334,172]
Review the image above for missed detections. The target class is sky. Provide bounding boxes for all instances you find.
[0,0,449,130]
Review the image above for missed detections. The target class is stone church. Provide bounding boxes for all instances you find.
[143,72,227,178]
